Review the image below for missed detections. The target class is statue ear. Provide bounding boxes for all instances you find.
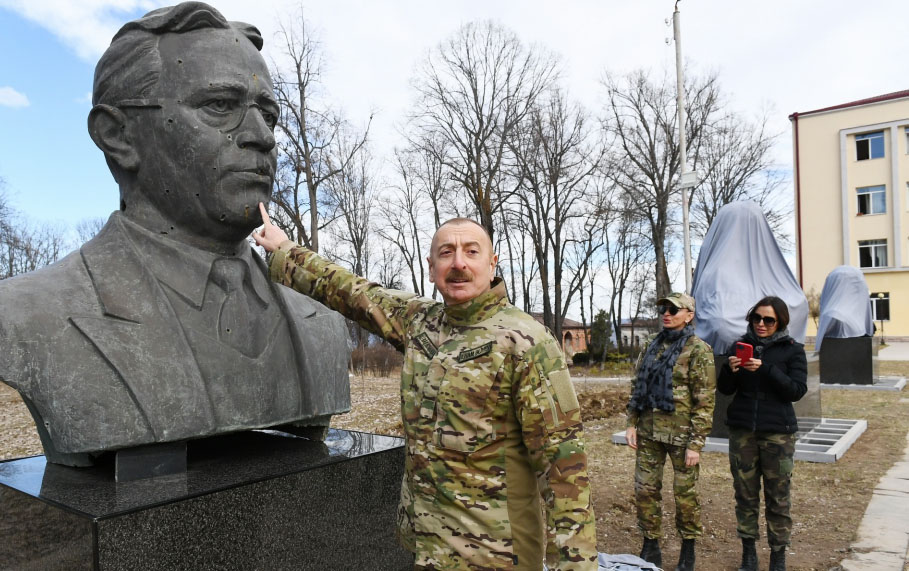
[88,104,139,172]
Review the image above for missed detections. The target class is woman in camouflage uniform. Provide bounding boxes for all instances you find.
[626,292,715,571]
[719,296,807,571]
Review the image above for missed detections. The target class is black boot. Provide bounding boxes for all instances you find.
[769,548,786,571]
[738,538,757,571]
[674,538,695,571]
[640,537,662,568]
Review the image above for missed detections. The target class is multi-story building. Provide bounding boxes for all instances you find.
[791,90,909,339]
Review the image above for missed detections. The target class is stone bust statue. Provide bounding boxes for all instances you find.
[0,2,350,466]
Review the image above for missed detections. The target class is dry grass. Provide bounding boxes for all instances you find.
[2,364,908,570]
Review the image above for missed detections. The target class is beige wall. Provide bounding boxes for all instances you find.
[794,97,909,337]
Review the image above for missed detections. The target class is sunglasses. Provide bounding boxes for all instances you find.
[749,314,777,327]
[657,305,681,316]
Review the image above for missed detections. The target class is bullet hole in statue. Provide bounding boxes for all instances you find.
[219,214,226,221]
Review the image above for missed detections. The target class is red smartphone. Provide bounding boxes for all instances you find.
[735,342,753,365]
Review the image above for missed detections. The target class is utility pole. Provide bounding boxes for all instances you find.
[673,1,698,292]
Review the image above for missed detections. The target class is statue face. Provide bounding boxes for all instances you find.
[129,28,278,244]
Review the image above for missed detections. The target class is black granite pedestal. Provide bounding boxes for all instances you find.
[0,429,412,570]
[818,336,878,385]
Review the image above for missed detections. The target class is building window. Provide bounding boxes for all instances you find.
[856,131,885,160]
[859,239,888,268]
[871,292,890,321]
[857,185,886,215]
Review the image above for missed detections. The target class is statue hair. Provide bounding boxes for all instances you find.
[92,1,263,106]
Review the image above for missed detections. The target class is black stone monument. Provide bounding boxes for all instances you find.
[0,430,411,570]
[818,337,878,385]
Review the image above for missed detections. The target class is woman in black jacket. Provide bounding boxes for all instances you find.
[718,296,807,571]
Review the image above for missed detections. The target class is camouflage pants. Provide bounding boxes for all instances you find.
[634,437,702,539]
[728,427,796,548]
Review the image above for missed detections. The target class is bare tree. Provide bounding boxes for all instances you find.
[0,181,67,279]
[270,8,371,253]
[323,129,376,278]
[508,89,601,342]
[688,111,787,240]
[378,147,443,296]
[409,20,558,241]
[75,217,106,243]
[598,182,653,354]
[0,220,67,279]
[602,67,786,297]
[496,206,539,313]
[401,133,458,229]
[625,263,655,357]
[600,68,719,298]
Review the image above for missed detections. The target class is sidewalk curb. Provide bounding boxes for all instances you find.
[840,431,909,571]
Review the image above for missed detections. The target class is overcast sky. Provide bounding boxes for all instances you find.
[1,0,907,240]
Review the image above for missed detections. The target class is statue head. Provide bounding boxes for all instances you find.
[88,2,278,252]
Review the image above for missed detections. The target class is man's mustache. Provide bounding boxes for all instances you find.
[445,270,473,282]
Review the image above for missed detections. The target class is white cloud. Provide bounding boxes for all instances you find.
[0,0,165,61]
[0,86,29,107]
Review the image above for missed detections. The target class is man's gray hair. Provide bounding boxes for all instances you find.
[92,1,263,106]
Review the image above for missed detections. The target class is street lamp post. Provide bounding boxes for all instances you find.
[876,292,885,345]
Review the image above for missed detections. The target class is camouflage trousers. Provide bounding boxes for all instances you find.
[634,437,702,539]
[728,427,796,548]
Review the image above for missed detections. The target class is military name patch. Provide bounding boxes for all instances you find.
[457,342,493,363]
[413,332,438,359]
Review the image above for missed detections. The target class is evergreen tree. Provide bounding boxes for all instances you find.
[588,309,613,362]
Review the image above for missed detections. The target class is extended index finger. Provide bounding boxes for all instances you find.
[258,202,273,227]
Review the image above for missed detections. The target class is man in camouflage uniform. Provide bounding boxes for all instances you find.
[625,292,714,571]
[254,205,597,570]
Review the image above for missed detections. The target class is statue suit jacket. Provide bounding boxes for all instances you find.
[0,212,351,465]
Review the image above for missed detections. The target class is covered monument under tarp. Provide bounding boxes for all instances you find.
[815,266,874,351]
[816,266,877,384]
[691,201,819,438]
[691,201,808,353]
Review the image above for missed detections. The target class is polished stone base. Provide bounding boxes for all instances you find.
[0,429,411,571]
[818,336,878,385]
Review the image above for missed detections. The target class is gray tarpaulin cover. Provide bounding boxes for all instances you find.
[814,265,873,352]
[691,201,808,355]
[544,553,659,571]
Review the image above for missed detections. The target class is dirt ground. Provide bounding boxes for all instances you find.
[2,366,908,571]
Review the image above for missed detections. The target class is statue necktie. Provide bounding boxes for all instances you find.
[210,257,260,353]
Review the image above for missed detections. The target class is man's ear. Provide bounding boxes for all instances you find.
[87,104,139,172]
[427,256,434,282]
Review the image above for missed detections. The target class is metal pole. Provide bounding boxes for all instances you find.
[673,2,693,293]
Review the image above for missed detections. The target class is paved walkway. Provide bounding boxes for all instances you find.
[841,430,909,571]
[878,341,909,361]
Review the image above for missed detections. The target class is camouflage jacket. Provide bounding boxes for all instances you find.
[270,244,598,570]
[626,334,715,451]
